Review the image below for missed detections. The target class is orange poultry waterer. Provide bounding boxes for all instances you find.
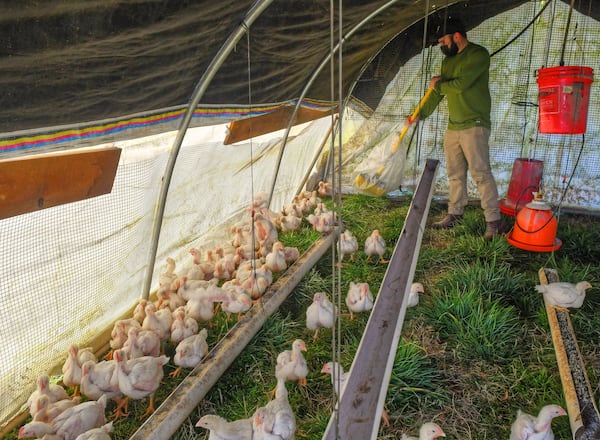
[507,192,562,252]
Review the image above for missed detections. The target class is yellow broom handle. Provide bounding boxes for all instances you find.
[390,86,435,153]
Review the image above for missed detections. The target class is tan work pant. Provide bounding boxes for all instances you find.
[443,126,500,222]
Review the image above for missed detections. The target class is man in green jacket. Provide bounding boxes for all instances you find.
[408,16,503,240]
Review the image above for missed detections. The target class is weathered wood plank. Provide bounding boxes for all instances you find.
[323,159,439,440]
[0,147,121,220]
[539,268,600,440]
[223,105,335,145]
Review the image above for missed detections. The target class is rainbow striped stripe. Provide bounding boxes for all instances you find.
[0,100,335,154]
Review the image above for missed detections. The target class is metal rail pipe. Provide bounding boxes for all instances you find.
[142,0,275,300]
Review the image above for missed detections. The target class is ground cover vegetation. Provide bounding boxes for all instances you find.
[7,194,599,439]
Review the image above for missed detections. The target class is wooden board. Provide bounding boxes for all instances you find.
[0,147,121,220]
[323,159,439,440]
[539,268,600,439]
[223,104,335,145]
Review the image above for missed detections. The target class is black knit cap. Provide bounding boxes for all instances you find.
[434,16,466,39]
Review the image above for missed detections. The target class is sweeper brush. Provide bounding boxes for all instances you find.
[354,87,435,196]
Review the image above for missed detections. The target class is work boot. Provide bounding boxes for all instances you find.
[484,220,505,240]
[431,214,463,230]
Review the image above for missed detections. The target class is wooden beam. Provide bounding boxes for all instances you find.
[0,147,121,220]
[323,159,439,440]
[223,104,336,145]
[539,268,600,439]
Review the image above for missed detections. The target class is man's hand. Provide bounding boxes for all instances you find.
[405,114,419,126]
[429,75,441,89]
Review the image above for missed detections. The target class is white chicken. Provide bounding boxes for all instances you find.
[534,281,592,310]
[31,394,81,424]
[170,307,199,345]
[337,229,359,264]
[17,420,56,439]
[185,291,217,323]
[345,282,374,320]
[293,192,312,215]
[122,327,161,359]
[157,286,186,312]
[275,339,308,386]
[62,344,97,396]
[321,361,348,397]
[212,281,253,320]
[253,212,279,253]
[365,229,387,263]
[509,404,566,440]
[52,394,108,440]
[195,414,253,440]
[407,282,425,308]
[213,254,237,281]
[113,349,170,419]
[282,246,300,264]
[132,299,149,323]
[177,278,218,301]
[400,422,446,440]
[307,211,335,233]
[27,374,70,419]
[265,241,288,273]
[282,202,303,218]
[252,191,270,209]
[189,247,216,280]
[306,292,337,339]
[142,302,172,341]
[252,378,295,440]
[318,180,332,197]
[241,269,272,300]
[231,224,253,248]
[278,213,302,232]
[256,264,273,286]
[108,318,142,356]
[313,202,329,216]
[159,257,177,287]
[80,358,127,419]
[171,328,209,378]
[73,421,113,440]
[178,261,206,282]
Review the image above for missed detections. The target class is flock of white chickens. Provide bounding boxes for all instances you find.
[16,182,591,439]
[14,183,408,440]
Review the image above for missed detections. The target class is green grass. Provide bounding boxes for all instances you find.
[6,196,599,440]
[176,198,597,439]
[424,287,522,362]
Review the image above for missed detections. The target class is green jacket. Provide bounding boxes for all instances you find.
[418,42,491,130]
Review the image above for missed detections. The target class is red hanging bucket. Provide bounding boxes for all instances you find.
[537,66,594,134]
[499,158,544,217]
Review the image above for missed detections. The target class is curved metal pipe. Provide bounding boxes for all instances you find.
[142,0,275,299]
[266,0,404,209]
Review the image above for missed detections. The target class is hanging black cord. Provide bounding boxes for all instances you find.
[560,0,577,66]
[517,0,540,158]
[515,134,585,235]
[490,0,552,57]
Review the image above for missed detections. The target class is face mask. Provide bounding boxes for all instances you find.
[440,38,459,57]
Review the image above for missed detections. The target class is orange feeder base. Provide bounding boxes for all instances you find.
[506,196,562,252]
